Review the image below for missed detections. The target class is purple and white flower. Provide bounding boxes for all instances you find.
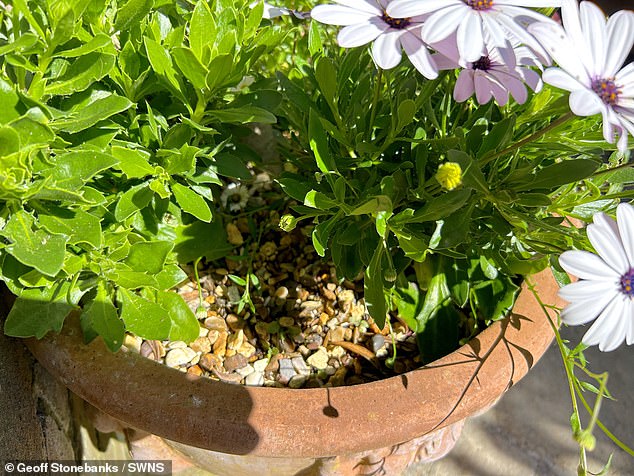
[529,0,634,152]
[385,0,560,64]
[558,202,634,352]
[310,0,440,79]
[434,39,542,105]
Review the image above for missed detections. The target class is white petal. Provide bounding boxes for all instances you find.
[401,31,438,79]
[491,70,527,104]
[481,14,508,48]
[457,11,484,63]
[617,202,634,268]
[542,68,584,91]
[581,297,624,349]
[528,22,589,85]
[586,222,630,274]
[474,73,496,105]
[337,19,388,48]
[605,10,634,77]
[579,0,607,77]
[311,5,377,26]
[625,299,634,345]
[617,63,634,97]
[560,289,619,326]
[559,250,620,280]
[334,0,382,14]
[599,299,628,351]
[493,10,550,64]
[569,89,603,116]
[518,68,542,92]
[495,0,562,6]
[453,69,475,102]
[386,0,460,18]
[421,6,467,44]
[558,279,618,303]
[371,30,403,69]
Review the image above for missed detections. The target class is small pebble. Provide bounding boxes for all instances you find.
[370,334,386,354]
[236,364,255,378]
[245,371,265,386]
[253,358,269,373]
[165,347,197,368]
[278,316,295,328]
[291,356,311,376]
[123,335,142,353]
[190,337,212,354]
[224,353,248,372]
[278,358,297,384]
[226,223,244,246]
[204,316,227,331]
[307,348,329,370]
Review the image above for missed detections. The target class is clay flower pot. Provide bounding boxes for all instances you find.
[17,268,560,475]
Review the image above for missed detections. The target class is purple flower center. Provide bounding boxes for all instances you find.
[382,11,411,29]
[466,0,494,11]
[591,77,620,106]
[472,56,492,71]
[621,268,634,298]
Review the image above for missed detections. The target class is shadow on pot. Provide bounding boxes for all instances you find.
[0,287,261,456]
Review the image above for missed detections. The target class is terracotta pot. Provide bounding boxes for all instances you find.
[8,268,561,475]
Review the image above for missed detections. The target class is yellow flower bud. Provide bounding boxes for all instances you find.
[435,162,463,191]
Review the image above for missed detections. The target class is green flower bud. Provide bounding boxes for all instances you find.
[279,214,297,232]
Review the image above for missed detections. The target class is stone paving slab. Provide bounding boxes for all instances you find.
[406,325,634,475]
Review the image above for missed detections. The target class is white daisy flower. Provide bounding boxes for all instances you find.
[529,0,634,153]
[558,202,634,352]
[435,37,542,105]
[310,0,440,79]
[220,183,249,212]
[385,0,560,64]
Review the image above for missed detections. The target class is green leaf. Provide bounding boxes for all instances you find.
[172,47,209,91]
[393,189,472,224]
[307,20,323,56]
[364,243,387,328]
[516,159,601,191]
[52,94,133,133]
[143,37,185,101]
[45,53,116,95]
[55,33,113,58]
[314,57,337,107]
[48,150,119,189]
[82,282,125,352]
[206,107,276,124]
[124,241,174,274]
[277,177,311,202]
[118,288,171,340]
[106,266,159,289]
[205,54,233,90]
[3,283,76,338]
[115,0,154,31]
[112,146,155,178]
[0,79,22,125]
[448,150,489,194]
[350,195,392,216]
[114,183,154,221]
[157,291,199,343]
[8,116,54,147]
[213,152,251,179]
[478,116,515,156]
[190,0,215,62]
[155,264,188,290]
[309,108,337,174]
[169,220,232,263]
[396,99,416,132]
[1,210,67,277]
[0,125,21,156]
[304,190,337,210]
[395,282,422,332]
[170,182,212,222]
[38,208,102,248]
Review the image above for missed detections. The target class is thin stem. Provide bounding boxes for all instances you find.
[480,112,575,167]
[526,277,589,474]
[368,68,383,138]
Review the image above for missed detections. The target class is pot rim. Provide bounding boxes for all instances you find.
[17,268,561,458]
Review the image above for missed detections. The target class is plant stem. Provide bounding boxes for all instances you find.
[526,277,588,475]
[480,112,575,167]
[368,69,383,138]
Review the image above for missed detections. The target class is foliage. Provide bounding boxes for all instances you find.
[0,0,291,346]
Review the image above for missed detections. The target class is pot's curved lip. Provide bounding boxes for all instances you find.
[21,269,561,458]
